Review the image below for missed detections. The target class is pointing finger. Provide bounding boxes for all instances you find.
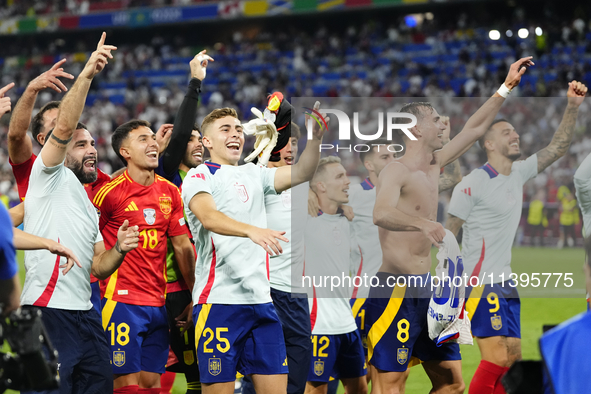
[0,82,15,96]
[97,32,106,49]
[51,58,67,70]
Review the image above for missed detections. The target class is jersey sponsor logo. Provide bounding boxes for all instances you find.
[192,173,206,180]
[234,183,249,203]
[491,314,502,330]
[113,350,126,367]
[125,201,139,211]
[159,196,172,215]
[314,360,324,376]
[397,348,409,365]
[208,357,222,376]
[144,208,156,225]
[179,217,186,226]
[461,188,472,196]
[117,290,128,295]
[505,189,516,205]
[184,350,195,365]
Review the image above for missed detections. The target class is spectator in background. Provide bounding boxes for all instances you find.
[558,189,579,248]
[527,190,547,246]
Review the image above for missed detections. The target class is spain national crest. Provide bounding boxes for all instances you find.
[159,196,172,215]
[209,358,221,376]
[234,183,249,203]
[397,348,409,365]
[184,350,195,366]
[113,350,125,367]
[314,360,324,376]
[491,315,503,330]
[143,208,156,225]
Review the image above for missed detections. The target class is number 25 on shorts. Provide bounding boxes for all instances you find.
[203,327,231,353]
[107,322,130,346]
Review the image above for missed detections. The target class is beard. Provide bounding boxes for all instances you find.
[66,154,98,184]
[501,145,522,161]
[182,151,202,169]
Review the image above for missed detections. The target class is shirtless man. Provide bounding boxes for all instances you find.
[366,56,534,394]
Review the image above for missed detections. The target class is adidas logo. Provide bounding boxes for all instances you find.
[124,201,139,211]
[461,188,472,196]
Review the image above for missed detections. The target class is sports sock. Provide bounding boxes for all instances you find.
[186,380,202,394]
[493,367,510,394]
[469,360,506,394]
[160,371,176,393]
[138,389,161,394]
[114,385,139,394]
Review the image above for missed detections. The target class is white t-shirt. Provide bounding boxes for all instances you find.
[182,162,277,305]
[447,155,538,283]
[574,152,591,237]
[22,155,102,310]
[305,212,360,335]
[347,178,382,298]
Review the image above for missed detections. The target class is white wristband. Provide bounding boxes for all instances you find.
[497,83,512,98]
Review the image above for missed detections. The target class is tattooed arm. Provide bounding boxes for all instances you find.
[437,116,462,192]
[445,214,465,237]
[536,81,587,174]
[41,33,116,168]
[439,159,462,193]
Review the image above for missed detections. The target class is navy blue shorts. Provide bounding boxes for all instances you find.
[307,330,367,382]
[242,288,311,394]
[350,298,368,356]
[466,280,521,338]
[365,273,461,372]
[22,307,112,394]
[193,302,288,383]
[101,299,169,375]
[90,281,101,314]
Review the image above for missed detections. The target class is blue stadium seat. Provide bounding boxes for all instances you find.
[109,94,125,104]
[323,72,341,80]
[403,44,432,52]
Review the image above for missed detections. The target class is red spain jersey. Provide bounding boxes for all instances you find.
[93,171,187,307]
[10,153,111,202]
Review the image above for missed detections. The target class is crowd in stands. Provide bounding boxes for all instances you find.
[1,7,591,244]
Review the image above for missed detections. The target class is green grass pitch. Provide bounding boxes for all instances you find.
[6,247,586,393]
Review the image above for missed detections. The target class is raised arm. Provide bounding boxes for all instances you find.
[41,33,116,168]
[188,192,288,256]
[92,220,139,280]
[536,81,587,174]
[373,162,446,245]
[437,116,462,192]
[275,102,328,193]
[438,57,534,167]
[161,51,212,176]
[7,60,73,164]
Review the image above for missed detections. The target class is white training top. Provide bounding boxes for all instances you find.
[22,155,102,310]
[266,181,308,294]
[347,178,382,298]
[447,155,538,283]
[182,162,277,305]
[305,212,359,335]
[574,152,591,237]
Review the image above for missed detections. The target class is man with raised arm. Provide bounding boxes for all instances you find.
[21,32,140,394]
[181,104,326,394]
[367,57,533,394]
[446,80,587,394]
[7,59,75,200]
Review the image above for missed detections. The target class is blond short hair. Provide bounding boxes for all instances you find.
[201,107,239,135]
[311,156,342,191]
